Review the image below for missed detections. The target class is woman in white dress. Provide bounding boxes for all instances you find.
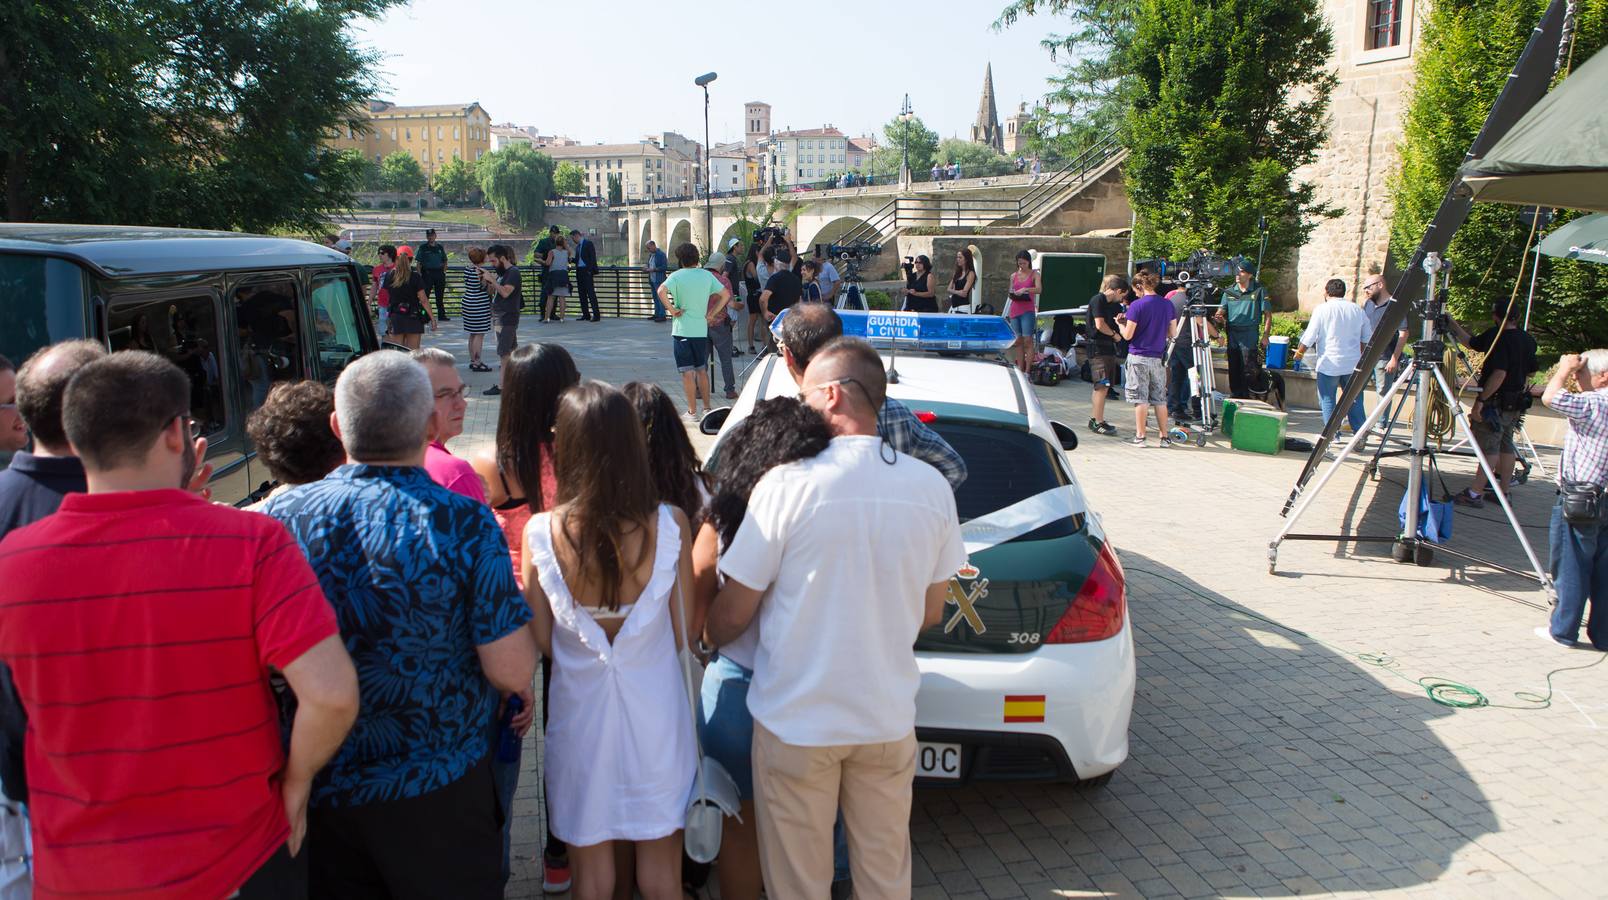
[522,380,697,900]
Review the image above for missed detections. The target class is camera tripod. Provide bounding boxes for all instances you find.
[1268,253,1555,602]
[1163,296,1220,447]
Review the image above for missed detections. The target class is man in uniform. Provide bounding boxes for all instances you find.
[417,229,450,322]
[1217,260,1272,399]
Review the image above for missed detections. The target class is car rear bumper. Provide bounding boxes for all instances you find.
[913,619,1135,784]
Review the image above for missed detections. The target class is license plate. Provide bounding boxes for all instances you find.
[916,741,962,780]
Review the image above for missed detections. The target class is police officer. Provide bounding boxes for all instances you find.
[416,228,450,322]
[1217,259,1272,399]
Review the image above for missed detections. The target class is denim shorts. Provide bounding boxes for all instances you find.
[672,335,709,373]
[698,654,756,800]
[1008,312,1037,338]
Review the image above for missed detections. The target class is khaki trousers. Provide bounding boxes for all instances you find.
[752,721,916,900]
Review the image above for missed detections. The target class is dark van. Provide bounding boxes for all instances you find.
[0,224,382,506]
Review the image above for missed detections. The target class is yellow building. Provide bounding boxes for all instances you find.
[328,101,493,178]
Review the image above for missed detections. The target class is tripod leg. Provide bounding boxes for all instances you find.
[1368,381,1412,475]
[1428,365,1556,601]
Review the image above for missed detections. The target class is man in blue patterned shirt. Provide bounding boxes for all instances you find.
[779,304,968,489]
[263,352,536,898]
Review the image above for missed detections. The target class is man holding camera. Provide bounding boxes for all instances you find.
[1217,260,1272,399]
[1540,350,1608,649]
[1449,300,1538,508]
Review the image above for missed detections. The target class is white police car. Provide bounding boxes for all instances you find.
[703,311,1135,785]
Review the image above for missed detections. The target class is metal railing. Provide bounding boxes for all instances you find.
[395,264,663,319]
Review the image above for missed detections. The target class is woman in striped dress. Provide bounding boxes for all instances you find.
[462,246,494,371]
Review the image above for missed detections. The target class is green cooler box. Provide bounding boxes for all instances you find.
[1221,398,1273,438]
[1230,408,1287,455]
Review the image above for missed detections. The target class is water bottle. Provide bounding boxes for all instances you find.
[498,695,524,763]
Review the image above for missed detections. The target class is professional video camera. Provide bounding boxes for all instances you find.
[1133,250,1240,286]
[753,225,789,245]
[827,241,882,262]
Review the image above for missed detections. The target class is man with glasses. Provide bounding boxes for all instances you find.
[0,351,360,898]
[413,348,485,503]
[1361,272,1411,410]
[0,355,27,460]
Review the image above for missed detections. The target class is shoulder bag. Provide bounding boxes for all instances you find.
[1561,480,1604,526]
[672,574,741,864]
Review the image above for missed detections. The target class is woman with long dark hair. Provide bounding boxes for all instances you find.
[948,247,977,311]
[470,342,579,894]
[622,382,712,524]
[690,397,834,900]
[743,242,764,354]
[901,254,937,313]
[387,247,435,350]
[524,381,697,900]
[1006,249,1042,373]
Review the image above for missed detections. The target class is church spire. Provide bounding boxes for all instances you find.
[971,63,1003,153]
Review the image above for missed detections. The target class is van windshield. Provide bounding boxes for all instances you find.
[0,254,88,364]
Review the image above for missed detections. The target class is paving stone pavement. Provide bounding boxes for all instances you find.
[418,320,1608,899]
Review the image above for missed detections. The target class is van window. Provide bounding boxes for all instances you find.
[0,254,88,366]
[107,295,228,436]
[233,278,303,413]
[310,273,365,382]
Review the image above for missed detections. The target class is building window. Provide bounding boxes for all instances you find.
[438,149,443,161]
[405,128,411,141]
[452,148,459,158]
[1366,0,1403,49]
[346,126,354,139]
[454,126,461,140]
[437,126,443,140]
[390,128,397,141]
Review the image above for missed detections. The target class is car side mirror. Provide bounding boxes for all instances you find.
[1051,420,1079,451]
[700,407,732,436]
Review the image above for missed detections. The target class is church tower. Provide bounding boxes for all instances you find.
[970,63,1003,153]
[1005,102,1033,155]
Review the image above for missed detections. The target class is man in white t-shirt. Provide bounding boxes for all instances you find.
[710,337,966,900]
[1295,278,1373,435]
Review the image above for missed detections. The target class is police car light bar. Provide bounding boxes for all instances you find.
[770,308,1016,354]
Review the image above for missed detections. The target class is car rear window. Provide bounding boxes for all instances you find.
[0,253,88,366]
[932,422,1078,541]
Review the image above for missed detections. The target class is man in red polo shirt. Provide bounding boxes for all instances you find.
[0,351,359,899]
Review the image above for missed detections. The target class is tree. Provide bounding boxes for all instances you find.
[553,162,585,196]
[478,144,555,228]
[378,151,427,193]
[936,139,1011,172]
[433,155,476,202]
[1389,0,1608,353]
[0,0,400,233]
[865,114,939,176]
[995,0,1138,155]
[1122,0,1339,273]
[607,173,624,206]
[337,148,384,193]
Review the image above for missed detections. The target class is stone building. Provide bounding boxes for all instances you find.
[326,101,493,177]
[542,140,692,201]
[744,101,772,149]
[1004,102,1034,156]
[1288,0,1420,310]
[971,64,1004,153]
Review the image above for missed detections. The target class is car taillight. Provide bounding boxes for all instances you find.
[915,411,938,423]
[1044,542,1126,643]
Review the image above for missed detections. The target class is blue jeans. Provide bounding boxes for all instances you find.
[649,276,666,318]
[1549,499,1608,648]
[1316,371,1366,433]
[489,719,521,885]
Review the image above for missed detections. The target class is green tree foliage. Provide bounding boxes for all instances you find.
[1389,0,1607,352]
[0,0,400,233]
[1123,0,1338,271]
[553,162,586,196]
[866,115,941,176]
[995,0,1137,154]
[432,155,477,202]
[607,173,624,206]
[479,145,555,228]
[339,149,384,192]
[936,139,1012,172]
[379,151,427,193]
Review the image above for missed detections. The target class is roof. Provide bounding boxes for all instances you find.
[368,101,488,119]
[540,143,665,159]
[775,127,845,139]
[847,137,876,153]
[0,225,351,278]
[744,100,771,107]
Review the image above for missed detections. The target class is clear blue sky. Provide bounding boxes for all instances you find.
[352,0,1068,146]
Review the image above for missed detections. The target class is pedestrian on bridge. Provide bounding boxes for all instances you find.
[646,241,669,321]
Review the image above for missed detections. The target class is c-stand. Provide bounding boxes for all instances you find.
[1163,286,1221,447]
[1268,253,1555,601]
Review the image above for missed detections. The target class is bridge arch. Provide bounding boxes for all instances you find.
[669,219,693,251]
[639,218,652,251]
[800,216,874,254]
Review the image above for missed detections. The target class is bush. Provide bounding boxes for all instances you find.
[865,289,894,310]
[1268,311,1309,340]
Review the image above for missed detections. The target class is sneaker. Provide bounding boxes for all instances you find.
[830,878,854,900]
[733,348,745,357]
[1095,420,1117,436]
[542,855,573,894]
[1535,625,1575,649]
[482,385,501,397]
[1160,437,1174,448]
[1452,489,1485,509]
[725,390,739,399]
[1127,435,1147,447]
[1088,417,1101,433]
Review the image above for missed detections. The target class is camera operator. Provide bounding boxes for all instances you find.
[1216,260,1272,399]
[1085,275,1128,436]
[901,255,938,313]
[1164,279,1219,424]
[1449,299,1538,508]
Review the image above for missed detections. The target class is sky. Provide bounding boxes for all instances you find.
[351,0,1068,147]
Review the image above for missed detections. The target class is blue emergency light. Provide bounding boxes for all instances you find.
[770,308,1016,354]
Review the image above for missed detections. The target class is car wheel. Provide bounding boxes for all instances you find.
[1075,772,1114,789]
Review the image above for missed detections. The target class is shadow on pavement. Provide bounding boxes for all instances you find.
[910,551,1497,898]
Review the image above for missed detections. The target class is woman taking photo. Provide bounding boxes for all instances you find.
[544,235,572,323]
[691,397,834,900]
[386,246,436,350]
[948,247,978,311]
[1006,250,1042,373]
[461,247,494,371]
[469,341,580,894]
[523,381,697,900]
[901,254,937,313]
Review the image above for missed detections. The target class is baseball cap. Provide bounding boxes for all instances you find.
[726,237,740,250]
[397,244,414,256]
[705,251,727,271]
[1237,258,1257,275]
[334,237,352,252]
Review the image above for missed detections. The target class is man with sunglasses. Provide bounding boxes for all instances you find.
[414,348,485,503]
[0,351,360,899]
[1361,272,1411,410]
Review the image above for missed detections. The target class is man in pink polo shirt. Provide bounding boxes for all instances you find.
[413,349,485,502]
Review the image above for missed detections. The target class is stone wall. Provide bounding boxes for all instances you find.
[1290,0,1426,311]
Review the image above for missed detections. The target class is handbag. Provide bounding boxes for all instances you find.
[1398,456,1455,544]
[671,575,741,864]
[1561,480,1604,526]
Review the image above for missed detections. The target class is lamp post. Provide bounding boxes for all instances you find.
[899,94,913,186]
[695,72,718,256]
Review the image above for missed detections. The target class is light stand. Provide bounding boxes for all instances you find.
[900,94,913,187]
[695,72,718,256]
[1268,252,1555,602]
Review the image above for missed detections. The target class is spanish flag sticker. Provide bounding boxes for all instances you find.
[1003,695,1046,723]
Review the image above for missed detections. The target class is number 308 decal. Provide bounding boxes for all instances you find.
[1007,632,1041,645]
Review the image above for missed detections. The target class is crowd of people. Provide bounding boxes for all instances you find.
[0,291,977,899]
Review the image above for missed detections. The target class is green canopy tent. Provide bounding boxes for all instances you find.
[1461,44,1608,211]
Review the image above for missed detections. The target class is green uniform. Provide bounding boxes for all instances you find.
[1219,283,1268,348]
[416,241,447,271]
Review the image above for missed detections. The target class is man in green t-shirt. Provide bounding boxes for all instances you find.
[658,243,732,419]
[1216,259,1273,399]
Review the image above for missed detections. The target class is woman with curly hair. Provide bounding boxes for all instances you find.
[243,381,344,510]
[690,397,833,900]
[622,381,712,525]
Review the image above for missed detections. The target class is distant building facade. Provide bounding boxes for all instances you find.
[489,125,533,152]
[744,102,772,149]
[710,143,749,193]
[772,127,848,186]
[847,136,877,171]
[327,101,493,177]
[543,140,693,201]
[1004,103,1034,156]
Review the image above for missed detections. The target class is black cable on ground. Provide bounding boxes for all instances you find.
[1126,563,1607,710]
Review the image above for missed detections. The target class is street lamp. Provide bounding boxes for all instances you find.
[899,94,914,185]
[695,72,717,256]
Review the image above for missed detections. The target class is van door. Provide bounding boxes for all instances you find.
[306,267,371,383]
